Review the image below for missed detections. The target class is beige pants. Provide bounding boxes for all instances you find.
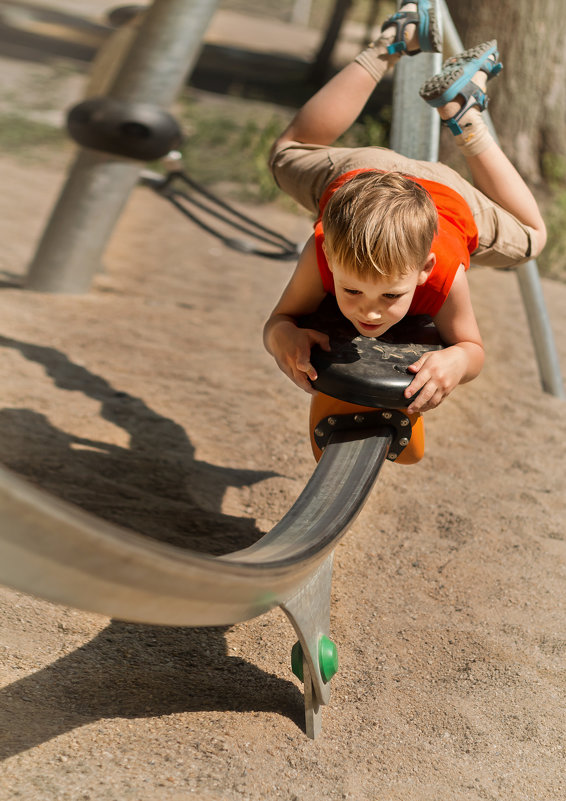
[270,141,535,269]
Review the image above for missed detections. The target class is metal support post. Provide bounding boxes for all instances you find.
[391,50,442,161]
[516,260,565,397]
[26,0,220,293]
[281,556,334,739]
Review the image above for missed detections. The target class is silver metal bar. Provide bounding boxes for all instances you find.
[391,50,442,160]
[390,0,442,159]
[26,0,220,293]
[438,0,564,398]
[0,431,392,627]
[517,260,565,397]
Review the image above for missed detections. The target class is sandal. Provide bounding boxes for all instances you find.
[381,0,442,56]
[419,40,503,135]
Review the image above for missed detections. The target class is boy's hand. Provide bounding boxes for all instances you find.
[266,319,331,394]
[404,346,469,413]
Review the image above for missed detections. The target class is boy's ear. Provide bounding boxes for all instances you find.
[417,252,436,285]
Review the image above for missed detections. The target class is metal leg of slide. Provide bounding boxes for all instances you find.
[281,555,335,739]
[26,0,219,293]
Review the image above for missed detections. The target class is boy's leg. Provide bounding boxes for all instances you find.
[421,42,547,257]
[269,2,443,213]
[274,1,439,148]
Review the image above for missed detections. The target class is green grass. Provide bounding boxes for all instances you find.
[535,153,566,280]
[177,97,291,203]
[0,113,67,155]
[537,189,566,281]
[176,91,390,204]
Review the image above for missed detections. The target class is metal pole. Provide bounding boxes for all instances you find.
[390,0,442,159]
[26,0,220,294]
[516,261,565,397]
[390,49,442,161]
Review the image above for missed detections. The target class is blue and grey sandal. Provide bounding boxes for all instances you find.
[419,40,503,135]
[381,0,442,56]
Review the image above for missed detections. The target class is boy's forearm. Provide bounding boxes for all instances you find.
[451,341,485,384]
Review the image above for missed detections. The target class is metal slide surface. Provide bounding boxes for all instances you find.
[0,429,392,627]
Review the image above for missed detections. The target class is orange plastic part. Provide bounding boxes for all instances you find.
[309,391,425,465]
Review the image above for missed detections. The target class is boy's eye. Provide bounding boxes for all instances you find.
[344,288,362,295]
[383,293,401,299]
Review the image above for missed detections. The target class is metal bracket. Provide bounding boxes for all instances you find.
[313,409,412,462]
[281,555,334,739]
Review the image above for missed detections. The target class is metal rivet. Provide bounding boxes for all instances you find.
[400,417,410,427]
[382,411,392,420]
[388,452,397,460]
[314,427,324,437]
[354,414,365,423]
[327,416,337,426]
[399,437,409,447]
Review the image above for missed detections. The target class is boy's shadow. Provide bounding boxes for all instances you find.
[0,620,304,759]
[0,334,278,554]
[0,336,304,747]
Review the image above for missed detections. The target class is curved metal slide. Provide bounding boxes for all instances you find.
[0,426,393,737]
[0,429,391,628]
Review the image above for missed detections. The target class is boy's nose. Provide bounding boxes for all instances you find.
[366,309,381,320]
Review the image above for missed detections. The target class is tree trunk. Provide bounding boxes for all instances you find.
[444,0,566,185]
[309,0,353,85]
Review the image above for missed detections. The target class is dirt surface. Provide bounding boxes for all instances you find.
[1,14,566,799]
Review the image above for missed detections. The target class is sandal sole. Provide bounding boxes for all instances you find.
[419,40,498,106]
[419,4,442,53]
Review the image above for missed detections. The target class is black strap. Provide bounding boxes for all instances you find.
[141,169,301,261]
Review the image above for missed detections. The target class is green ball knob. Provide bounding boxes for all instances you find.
[318,635,338,683]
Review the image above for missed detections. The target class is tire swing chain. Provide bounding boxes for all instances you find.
[140,162,301,261]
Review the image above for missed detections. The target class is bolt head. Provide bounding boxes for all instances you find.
[354,414,365,423]
[399,437,409,447]
[382,411,392,420]
[327,416,337,426]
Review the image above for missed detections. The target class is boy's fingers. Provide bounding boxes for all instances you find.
[296,358,317,381]
[312,331,331,351]
[408,353,428,373]
[404,370,427,398]
[292,367,317,394]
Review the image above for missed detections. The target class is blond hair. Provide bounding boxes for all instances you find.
[322,171,438,278]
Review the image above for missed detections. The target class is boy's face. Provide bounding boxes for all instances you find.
[330,258,434,338]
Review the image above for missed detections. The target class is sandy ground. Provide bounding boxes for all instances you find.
[1,11,566,796]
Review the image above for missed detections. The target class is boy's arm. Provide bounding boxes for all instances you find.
[263,235,330,393]
[404,265,484,413]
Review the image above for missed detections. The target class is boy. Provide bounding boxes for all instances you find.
[263,1,546,414]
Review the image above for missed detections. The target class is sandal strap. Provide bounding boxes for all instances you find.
[442,84,488,135]
[381,10,421,56]
[380,1,441,57]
